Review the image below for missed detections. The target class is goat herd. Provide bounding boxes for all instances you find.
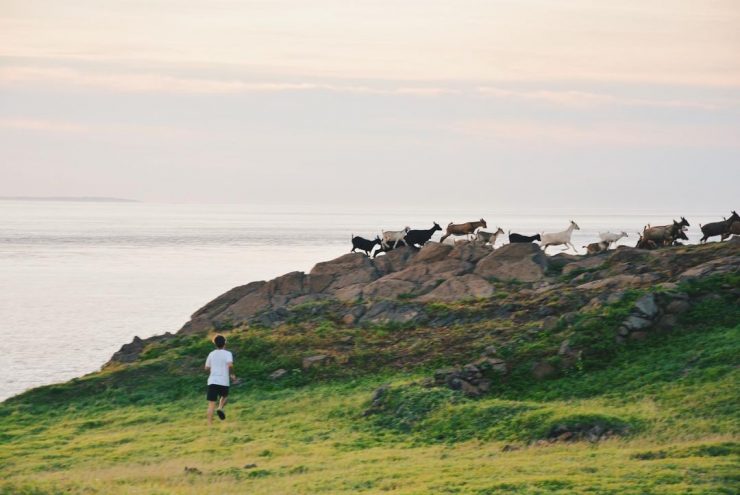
[350,210,740,258]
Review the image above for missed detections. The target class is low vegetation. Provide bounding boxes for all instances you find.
[1,270,738,493]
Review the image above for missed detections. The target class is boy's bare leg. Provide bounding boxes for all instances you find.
[218,396,228,410]
[207,401,217,425]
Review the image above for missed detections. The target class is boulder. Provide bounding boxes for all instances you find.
[411,242,452,264]
[109,336,145,364]
[308,253,379,293]
[608,247,652,264]
[269,369,288,380]
[449,242,493,263]
[361,279,419,300]
[334,284,365,302]
[562,256,606,276]
[576,273,661,290]
[302,354,333,370]
[416,274,493,302]
[665,299,691,314]
[474,243,549,282]
[623,315,653,331]
[633,293,659,319]
[372,247,416,275]
[678,256,740,281]
[221,282,271,320]
[266,271,306,297]
[359,301,420,325]
[179,280,268,334]
[474,357,507,373]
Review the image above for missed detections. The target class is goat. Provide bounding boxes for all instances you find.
[474,227,505,247]
[642,218,688,247]
[439,218,487,243]
[351,234,381,256]
[636,233,658,250]
[584,241,610,255]
[598,231,628,248]
[672,229,689,245]
[700,210,740,243]
[381,226,410,249]
[721,220,740,241]
[508,232,541,243]
[372,241,404,258]
[541,221,580,253]
[404,222,442,248]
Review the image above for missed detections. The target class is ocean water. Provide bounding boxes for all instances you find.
[0,200,723,401]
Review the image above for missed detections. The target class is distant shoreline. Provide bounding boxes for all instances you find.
[0,196,138,203]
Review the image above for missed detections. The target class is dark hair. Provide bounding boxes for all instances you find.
[214,335,226,349]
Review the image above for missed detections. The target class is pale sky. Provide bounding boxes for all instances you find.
[1,0,739,209]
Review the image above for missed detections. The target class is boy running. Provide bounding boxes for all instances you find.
[204,335,235,425]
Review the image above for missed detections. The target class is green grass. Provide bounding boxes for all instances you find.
[0,275,738,494]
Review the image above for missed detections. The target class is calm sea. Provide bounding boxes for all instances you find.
[0,200,721,401]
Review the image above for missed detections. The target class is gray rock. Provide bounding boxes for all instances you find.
[606,291,625,305]
[416,274,493,302]
[665,300,691,314]
[562,256,606,276]
[410,242,452,264]
[361,279,419,300]
[308,253,379,293]
[623,315,653,331]
[678,256,740,281]
[474,243,549,282]
[449,242,493,263]
[269,369,288,380]
[577,273,661,291]
[558,339,572,356]
[474,357,507,373]
[359,301,419,325]
[109,336,145,364]
[634,293,659,318]
[302,354,333,370]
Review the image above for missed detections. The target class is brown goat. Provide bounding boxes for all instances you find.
[584,241,609,255]
[440,218,487,243]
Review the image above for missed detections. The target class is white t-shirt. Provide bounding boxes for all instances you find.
[205,349,233,386]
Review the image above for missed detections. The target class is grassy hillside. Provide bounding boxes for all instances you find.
[1,273,738,494]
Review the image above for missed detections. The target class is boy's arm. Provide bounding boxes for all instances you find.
[228,359,236,381]
[205,354,211,371]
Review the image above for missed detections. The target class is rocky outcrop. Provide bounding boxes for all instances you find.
[171,240,740,336]
[616,291,694,342]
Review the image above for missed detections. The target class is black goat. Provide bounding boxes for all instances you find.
[700,210,739,243]
[404,222,442,247]
[508,232,541,243]
[373,241,403,258]
[351,234,381,256]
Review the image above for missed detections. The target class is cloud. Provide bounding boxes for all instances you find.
[475,86,732,110]
[0,118,88,133]
[449,119,740,148]
[0,65,458,96]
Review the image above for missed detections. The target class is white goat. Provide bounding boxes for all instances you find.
[598,231,628,248]
[541,220,580,253]
[475,227,505,247]
[381,226,410,249]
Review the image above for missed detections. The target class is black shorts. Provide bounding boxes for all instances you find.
[206,384,229,401]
